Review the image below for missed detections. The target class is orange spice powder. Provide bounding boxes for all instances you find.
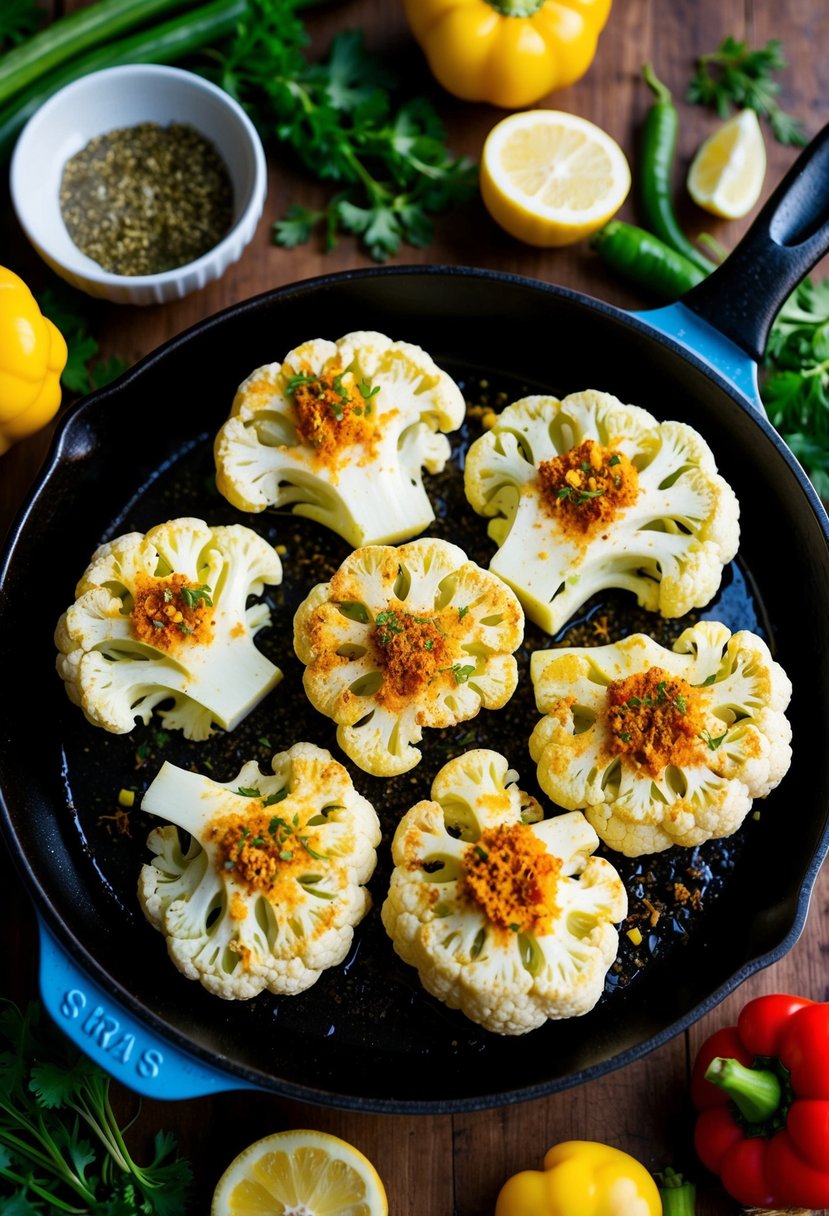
[372,608,453,705]
[290,363,378,471]
[537,438,639,536]
[132,572,213,651]
[462,823,561,936]
[606,666,706,777]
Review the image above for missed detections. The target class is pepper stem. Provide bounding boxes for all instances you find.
[704,1056,783,1123]
[657,1168,697,1216]
[642,62,673,105]
[485,0,546,15]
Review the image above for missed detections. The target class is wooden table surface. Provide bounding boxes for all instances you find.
[3,1,829,1212]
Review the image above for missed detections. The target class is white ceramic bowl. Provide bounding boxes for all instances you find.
[10,64,268,305]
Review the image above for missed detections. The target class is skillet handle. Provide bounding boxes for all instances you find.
[681,120,829,362]
[37,918,259,1099]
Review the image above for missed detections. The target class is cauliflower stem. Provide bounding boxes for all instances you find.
[139,742,381,999]
[530,620,793,856]
[214,331,466,547]
[381,749,627,1035]
[464,390,740,634]
[55,518,283,740]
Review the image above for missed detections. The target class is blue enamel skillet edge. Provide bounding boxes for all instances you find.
[1,125,828,1112]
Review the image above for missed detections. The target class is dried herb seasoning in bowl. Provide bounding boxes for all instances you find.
[10,64,267,306]
[59,121,235,277]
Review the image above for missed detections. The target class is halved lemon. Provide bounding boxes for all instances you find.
[211,1129,389,1216]
[687,109,767,219]
[480,109,631,248]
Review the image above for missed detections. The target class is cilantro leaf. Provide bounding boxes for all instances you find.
[313,28,394,112]
[273,203,324,248]
[761,277,829,497]
[0,999,192,1215]
[686,36,808,146]
[196,0,477,262]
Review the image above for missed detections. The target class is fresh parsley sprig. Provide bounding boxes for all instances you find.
[762,277,829,499]
[0,999,192,1214]
[200,0,478,262]
[686,36,808,146]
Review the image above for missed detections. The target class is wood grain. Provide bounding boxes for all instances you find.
[2,2,828,1213]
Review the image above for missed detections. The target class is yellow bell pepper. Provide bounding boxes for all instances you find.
[494,1140,663,1216]
[0,266,68,456]
[403,0,613,110]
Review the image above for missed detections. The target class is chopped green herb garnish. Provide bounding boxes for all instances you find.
[442,663,476,684]
[700,728,729,750]
[358,378,380,400]
[263,787,288,807]
[608,453,622,466]
[557,485,605,504]
[374,608,405,646]
[180,583,213,609]
[285,371,317,395]
[236,786,261,797]
[474,844,488,862]
[458,605,470,619]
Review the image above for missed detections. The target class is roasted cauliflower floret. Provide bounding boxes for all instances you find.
[214,330,466,547]
[54,517,283,740]
[381,749,627,1036]
[529,620,793,857]
[293,538,524,776]
[464,390,740,634]
[138,741,381,999]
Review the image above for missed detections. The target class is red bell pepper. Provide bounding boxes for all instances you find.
[691,992,829,1208]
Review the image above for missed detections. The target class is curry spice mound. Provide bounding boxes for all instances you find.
[606,666,705,777]
[462,823,561,936]
[538,438,639,535]
[372,608,452,704]
[132,573,213,650]
[290,366,379,471]
[208,806,312,901]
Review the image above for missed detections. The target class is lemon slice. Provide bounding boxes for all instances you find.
[687,109,767,219]
[480,109,631,248]
[211,1129,389,1216]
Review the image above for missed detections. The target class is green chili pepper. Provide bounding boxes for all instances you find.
[590,220,708,301]
[640,64,717,276]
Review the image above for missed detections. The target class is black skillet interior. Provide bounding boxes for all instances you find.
[2,266,829,1112]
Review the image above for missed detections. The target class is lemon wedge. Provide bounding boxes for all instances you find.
[687,109,767,219]
[211,1129,389,1216]
[480,109,631,247]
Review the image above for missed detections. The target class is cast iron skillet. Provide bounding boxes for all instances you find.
[2,127,829,1113]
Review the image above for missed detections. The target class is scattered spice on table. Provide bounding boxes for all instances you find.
[59,120,234,276]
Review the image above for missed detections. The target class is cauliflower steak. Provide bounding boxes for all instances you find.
[214,330,466,546]
[54,517,283,740]
[464,390,740,634]
[530,621,793,856]
[293,537,524,776]
[139,742,381,999]
[381,749,627,1035]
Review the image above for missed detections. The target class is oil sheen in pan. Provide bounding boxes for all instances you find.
[56,367,770,1055]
